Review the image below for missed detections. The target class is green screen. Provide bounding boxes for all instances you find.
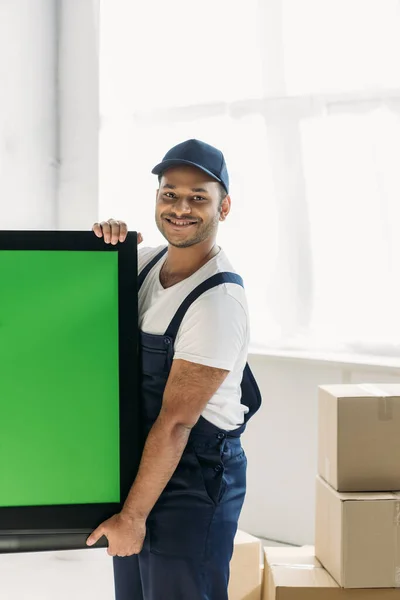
[0,251,120,507]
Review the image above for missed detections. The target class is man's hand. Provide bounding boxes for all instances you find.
[92,219,143,246]
[86,512,146,557]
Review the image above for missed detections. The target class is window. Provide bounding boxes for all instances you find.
[99,0,400,362]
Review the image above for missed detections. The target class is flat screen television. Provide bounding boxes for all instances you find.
[0,231,139,553]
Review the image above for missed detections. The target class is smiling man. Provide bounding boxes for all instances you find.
[89,139,261,600]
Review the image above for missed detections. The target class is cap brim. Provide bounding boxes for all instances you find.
[151,159,222,184]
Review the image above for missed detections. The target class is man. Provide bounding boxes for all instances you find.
[88,139,261,599]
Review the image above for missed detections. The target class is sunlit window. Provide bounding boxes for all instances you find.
[99,0,400,361]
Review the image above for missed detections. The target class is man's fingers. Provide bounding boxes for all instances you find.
[92,223,103,238]
[99,221,112,244]
[92,219,134,245]
[118,221,128,243]
[107,546,128,557]
[86,525,105,547]
[137,232,143,245]
[108,219,121,245]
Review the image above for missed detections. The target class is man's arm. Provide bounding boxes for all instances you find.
[87,358,229,553]
[121,358,229,521]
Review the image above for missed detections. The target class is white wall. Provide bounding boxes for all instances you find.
[240,354,400,545]
[0,0,98,231]
[57,0,99,230]
[0,0,57,229]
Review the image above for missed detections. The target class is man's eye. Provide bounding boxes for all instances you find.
[193,196,206,201]
[164,193,175,199]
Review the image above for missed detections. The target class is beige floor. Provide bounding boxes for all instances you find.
[0,537,292,599]
[0,548,114,600]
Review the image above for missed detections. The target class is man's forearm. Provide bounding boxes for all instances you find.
[121,413,191,520]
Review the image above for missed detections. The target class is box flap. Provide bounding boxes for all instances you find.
[270,564,339,589]
[318,383,400,399]
[317,474,400,501]
[264,546,319,567]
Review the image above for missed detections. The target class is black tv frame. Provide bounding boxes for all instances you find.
[0,231,139,553]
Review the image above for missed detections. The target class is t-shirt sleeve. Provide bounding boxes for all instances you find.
[138,246,163,272]
[173,289,248,371]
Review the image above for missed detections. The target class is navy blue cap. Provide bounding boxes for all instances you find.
[151,139,229,193]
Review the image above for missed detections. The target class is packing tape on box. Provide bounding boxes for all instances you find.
[358,383,394,421]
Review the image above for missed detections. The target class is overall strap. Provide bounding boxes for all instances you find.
[164,272,244,339]
[138,247,168,291]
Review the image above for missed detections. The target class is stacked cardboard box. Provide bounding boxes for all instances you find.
[316,383,400,589]
[261,383,400,598]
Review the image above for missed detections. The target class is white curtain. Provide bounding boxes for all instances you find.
[98,0,400,361]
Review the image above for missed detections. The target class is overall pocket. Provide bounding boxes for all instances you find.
[140,332,173,376]
[141,346,170,375]
[192,440,227,506]
[193,438,247,505]
[148,448,216,559]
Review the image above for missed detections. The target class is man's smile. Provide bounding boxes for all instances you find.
[164,217,198,229]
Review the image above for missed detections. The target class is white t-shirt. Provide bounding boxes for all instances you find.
[138,246,250,430]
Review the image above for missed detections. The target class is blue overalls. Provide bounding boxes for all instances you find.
[113,248,261,600]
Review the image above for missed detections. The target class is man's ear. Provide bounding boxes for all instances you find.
[219,195,231,221]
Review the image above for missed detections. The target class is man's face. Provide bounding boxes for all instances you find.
[155,165,229,248]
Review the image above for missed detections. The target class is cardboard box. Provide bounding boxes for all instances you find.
[229,530,262,600]
[264,545,318,568]
[315,475,400,588]
[318,383,400,492]
[263,545,400,599]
